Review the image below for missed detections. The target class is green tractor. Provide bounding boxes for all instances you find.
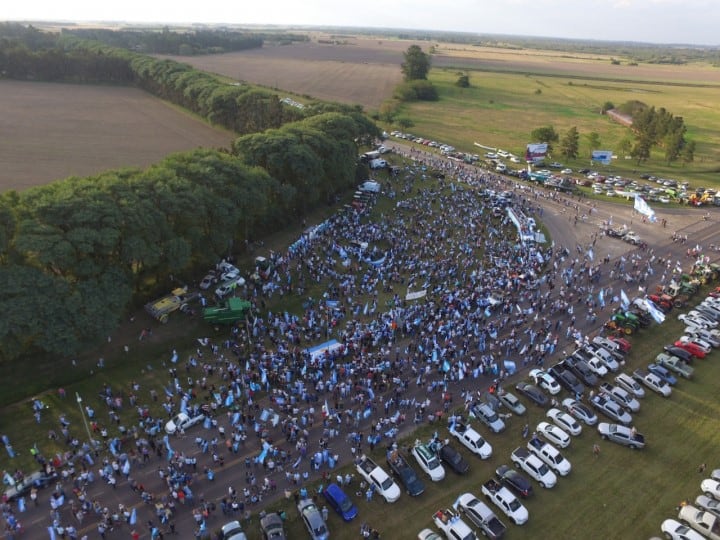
[605,314,638,335]
[203,298,252,325]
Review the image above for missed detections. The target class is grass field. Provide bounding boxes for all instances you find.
[253,314,720,540]
[0,80,234,191]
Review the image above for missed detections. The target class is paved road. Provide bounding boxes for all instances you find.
[11,153,719,540]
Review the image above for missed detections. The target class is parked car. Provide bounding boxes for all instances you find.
[647,363,679,386]
[564,356,599,387]
[633,368,672,397]
[561,397,598,426]
[589,395,632,425]
[677,504,720,540]
[677,335,713,354]
[260,513,287,540]
[546,408,582,436]
[608,335,632,353]
[470,402,506,433]
[498,391,526,416]
[696,495,720,519]
[495,464,534,498]
[386,450,425,497]
[448,420,493,459]
[221,521,248,540]
[437,442,470,475]
[199,271,218,290]
[656,353,694,379]
[297,499,329,540]
[527,437,572,476]
[664,345,694,363]
[412,441,446,482]
[515,382,549,407]
[661,518,706,540]
[510,447,557,489]
[598,382,640,413]
[165,411,205,435]
[674,340,708,359]
[702,478,720,501]
[453,492,507,539]
[549,363,585,395]
[614,372,646,399]
[528,369,561,395]
[323,483,358,521]
[597,423,645,449]
[535,421,571,449]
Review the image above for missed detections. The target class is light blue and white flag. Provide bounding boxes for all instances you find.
[645,299,666,324]
[620,290,630,310]
[634,195,657,222]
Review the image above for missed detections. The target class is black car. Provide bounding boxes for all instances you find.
[549,363,585,395]
[495,464,534,499]
[515,382,549,408]
[564,356,599,387]
[386,451,425,496]
[438,443,470,475]
[663,345,693,363]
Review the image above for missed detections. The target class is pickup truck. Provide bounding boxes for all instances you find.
[386,449,425,496]
[527,437,571,476]
[597,423,646,449]
[510,447,557,488]
[678,504,720,540]
[454,493,506,539]
[432,508,477,540]
[356,455,401,503]
[448,420,492,459]
[481,479,529,525]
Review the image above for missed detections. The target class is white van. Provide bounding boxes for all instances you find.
[369,159,387,169]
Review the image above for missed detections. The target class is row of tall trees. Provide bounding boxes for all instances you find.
[0,109,376,362]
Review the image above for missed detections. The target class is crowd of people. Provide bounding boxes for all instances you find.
[1,147,695,539]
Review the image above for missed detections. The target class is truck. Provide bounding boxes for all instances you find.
[679,504,720,540]
[510,447,557,488]
[356,455,401,503]
[202,298,252,325]
[386,449,425,496]
[432,508,477,540]
[144,287,198,323]
[527,437,572,476]
[481,479,528,525]
[597,423,646,449]
[453,493,506,539]
[448,420,493,459]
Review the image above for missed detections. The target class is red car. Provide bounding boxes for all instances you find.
[673,340,707,359]
[608,335,632,353]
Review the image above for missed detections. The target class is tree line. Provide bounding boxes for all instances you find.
[0,25,379,362]
[0,111,377,362]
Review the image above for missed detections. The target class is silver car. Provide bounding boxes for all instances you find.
[298,499,329,540]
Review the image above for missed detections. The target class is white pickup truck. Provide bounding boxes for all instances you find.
[356,455,401,503]
[481,478,529,525]
[448,420,492,459]
[432,508,477,540]
[527,437,572,476]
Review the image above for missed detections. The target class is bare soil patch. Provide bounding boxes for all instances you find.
[0,81,233,191]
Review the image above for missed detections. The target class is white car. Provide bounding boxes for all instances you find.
[561,168,573,175]
[511,447,557,488]
[411,442,445,482]
[599,383,640,413]
[448,421,493,459]
[536,422,571,449]
[546,408,582,436]
[683,312,719,329]
[686,327,720,347]
[527,437,572,476]
[702,478,720,501]
[587,345,621,372]
[528,369,561,395]
[633,369,672,397]
[661,518,706,540]
[165,412,206,435]
[215,278,246,299]
[615,373,646,399]
[696,494,720,518]
[417,529,443,540]
[584,355,609,378]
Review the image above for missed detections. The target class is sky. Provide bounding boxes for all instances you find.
[4,0,719,46]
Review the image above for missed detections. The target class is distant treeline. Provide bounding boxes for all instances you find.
[0,28,361,135]
[0,24,379,361]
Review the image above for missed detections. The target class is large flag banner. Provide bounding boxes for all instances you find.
[525,143,548,163]
[406,290,427,301]
[645,299,666,324]
[634,195,657,222]
[591,150,613,165]
[620,290,630,309]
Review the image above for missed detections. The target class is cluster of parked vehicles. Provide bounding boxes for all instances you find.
[662,469,720,539]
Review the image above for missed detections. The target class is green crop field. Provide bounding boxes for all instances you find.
[395,63,720,187]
